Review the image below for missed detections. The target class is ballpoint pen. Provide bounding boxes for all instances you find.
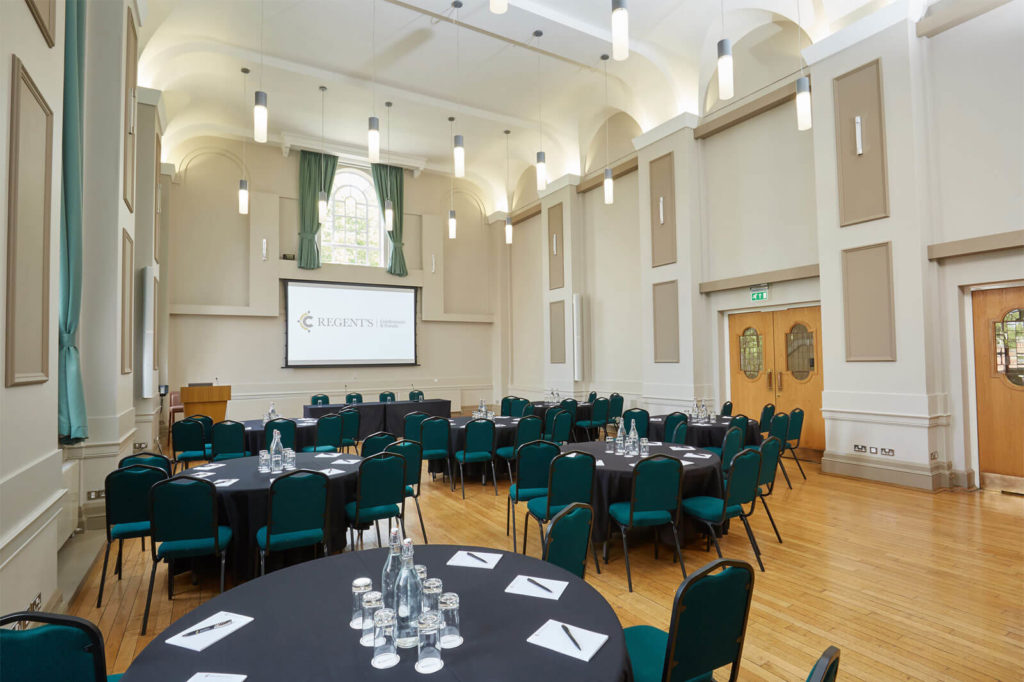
[466,551,488,564]
[527,577,553,593]
[561,624,582,651]
[182,619,233,637]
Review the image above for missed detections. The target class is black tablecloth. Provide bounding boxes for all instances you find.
[177,453,359,579]
[121,545,631,682]
[303,399,452,438]
[242,418,319,456]
[648,415,761,448]
[531,401,592,422]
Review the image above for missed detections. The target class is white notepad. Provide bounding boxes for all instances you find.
[166,611,253,652]
[190,471,215,478]
[684,453,713,459]
[186,674,248,682]
[319,468,346,476]
[335,459,360,464]
[505,575,568,601]
[527,619,608,662]
[213,479,238,487]
[314,453,338,458]
[670,446,696,452]
[194,463,227,470]
[447,550,502,569]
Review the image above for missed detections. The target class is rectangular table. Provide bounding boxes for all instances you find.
[303,399,452,438]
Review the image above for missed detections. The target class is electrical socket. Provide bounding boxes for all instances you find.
[133,441,148,450]
[869,447,878,454]
[86,490,105,500]
[853,444,867,453]
[880,448,895,456]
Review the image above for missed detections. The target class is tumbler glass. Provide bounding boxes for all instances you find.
[415,611,444,674]
[351,577,372,629]
[283,448,296,471]
[438,592,462,649]
[371,608,399,669]
[422,578,442,614]
[604,437,614,455]
[257,449,270,473]
[640,438,650,458]
[361,590,383,646]
[415,564,427,581]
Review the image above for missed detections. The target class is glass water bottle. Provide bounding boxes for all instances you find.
[394,538,423,649]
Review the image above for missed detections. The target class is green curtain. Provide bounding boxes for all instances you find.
[297,150,338,269]
[371,163,407,277]
[58,0,88,443]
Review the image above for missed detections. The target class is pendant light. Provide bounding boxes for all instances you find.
[504,130,513,244]
[239,68,250,214]
[601,54,613,205]
[490,0,508,14]
[384,101,394,231]
[448,116,457,239]
[611,0,629,61]
[717,0,734,100]
[533,30,546,192]
[452,2,466,178]
[794,0,812,131]
[368,0,380,162]
[317,86,328,223]
[253,1,268,143]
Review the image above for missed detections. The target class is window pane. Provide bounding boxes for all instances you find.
[739,327,763,380]
[786,323,815,380]
[319,167,386,268]
[995,309,1024,386]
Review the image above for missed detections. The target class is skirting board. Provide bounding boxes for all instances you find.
[821,451,962,491]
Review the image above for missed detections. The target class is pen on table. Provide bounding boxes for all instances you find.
[527,577,553,593]
[466,551,488,564]
[561,624,582,651]
[182,619,233,637]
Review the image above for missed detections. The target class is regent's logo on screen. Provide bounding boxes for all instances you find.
[297,310,405,333]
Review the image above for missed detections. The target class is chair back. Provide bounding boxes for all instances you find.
[403,412,430,441]
[559,398,578,422]
[170,390,182,407]
[788,407,805,446]
[661,559,755,682]
[608,393,624,420]
[757,437,783,491]
[105,465,168,534]
[630,455,683,520]
[379,391,396,403]
[587,391,598,403]
[543,407,562,436]
[212,420,246,458]
[385,439,423,490]
[149,477,221,549]
[725,449,761,508]
[514,440,560,493]
[264,418,297,450]
[311,394,330,406]
[420,417,451,452]
[550,410,572,444]
[590,397,609,425]
[0,611,109,682]
[362,431,397,458]
[728,414,749,436]
[547,451,596,510]
[346,392,363,404]
[512,398,533,418]
[186,414,214,443]
[268,469,329,537]
[356,453,406,510]
[721,400,733,416]
[768,412,790,444]
[409,389,424,401]
[664,412,688,444]
[464,418,496,454]
[340,409,361,443]
[759,403,776,432]
[314,413,343,449]
[171,418,204,455]
[669,421,689,445]
[622,408,650,438]
[720,426,746,470]
[119,452,172,476]
[543,503,594,579]
[514,415,544,448]
[806,646,841,682]
[500,395,517,417]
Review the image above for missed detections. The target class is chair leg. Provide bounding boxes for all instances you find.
[399,512,408,539]
[115,538,124,578]
[141,537,145,552]
[536,517,546,554]
[591,542,601,576]
[602,540,608,564]
[220,552,227,591]
[167,558,174,599]
[260,550,266,576]
[141,560,158,635]
[777,457,793,489]
[505,460,514,488]
[704,522,723,558]
[506,497,511,537]
[669,523,687,578]
[96,541,112,608]
[760,494,783,543]
[490,461,499,495]
[740,515,765,572]
[789,445,807,479]
[459,463,466,499]
[522,511,529,554]
[414,496,428,543]
[375,520,382,547]
[511,501,519,553]
[621,526,633,592]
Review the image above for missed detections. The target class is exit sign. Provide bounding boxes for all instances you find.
[750,284,769,302]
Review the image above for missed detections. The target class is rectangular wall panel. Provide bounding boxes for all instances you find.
[834,59,889,227]
[649,153,677,267]
[652,280,680,363]
[549,300,566,364]
[841,242,897,361]
[548,203,564,290]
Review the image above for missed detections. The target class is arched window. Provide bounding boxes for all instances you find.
[319,168,385,267]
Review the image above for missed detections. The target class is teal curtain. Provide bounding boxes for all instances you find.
[371,163,407,277]
[298,150,338,269]
[58,0,88,443]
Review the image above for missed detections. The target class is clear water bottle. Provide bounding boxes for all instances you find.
[269,430,283,474]
[615,419,625,455]
[381,527,402,610]
[628,421,639,456]
[269,401,278,420]
[395,538,423,649]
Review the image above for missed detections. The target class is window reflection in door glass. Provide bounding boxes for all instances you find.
[995,309,1024,386]
[739,328,763,380]
[786,323,815,380]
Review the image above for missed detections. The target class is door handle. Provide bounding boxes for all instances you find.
[777,370,782,392]
[767,370,772,390]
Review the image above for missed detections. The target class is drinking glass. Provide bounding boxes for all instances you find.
[371,608,399,669]
[257,449,270,473]
[415,565,427,581]
[604,437,614,454]
[415,612,444,674]
[640,438,650,457]
[361,590,383,646]
[283,448,296,470]
[422,578,442,614]
[351,577,372,629]
[438,592,462,649]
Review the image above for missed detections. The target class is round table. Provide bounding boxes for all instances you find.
[242,418,320,456]
[647,415,761,448]
[121,545,631,682]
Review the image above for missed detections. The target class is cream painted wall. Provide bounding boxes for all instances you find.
[509,214,544,393]
[584,112,643,174]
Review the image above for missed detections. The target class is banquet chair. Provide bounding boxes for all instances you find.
[0,611,122,682]
[264,418,297,451]
[340,409,360,453]
[524,451,599,576]
[806,646,841,682]
[362,431,397,458]
[669,421,689,445]
[605,455,686,592]
[549,409,572,445]
[663,412,688,445]
[311,393,330,406]
[97,465,168,607]
[511,398,533,418]
[346,392,363,404]
[608,392,624,427]
[542,407,563,441]
[559,398,578,432]
[500,395,517,417]
[508,440,560,552]
[785,407,808,481]
[727,414,749,441]
[257,469,329,575]
[623,558,755,682]
[755,436,785,543]
[706,426,744,472]
[544,502,596,579]
[576,397,609,441]
[496,415,543,482]
[454,418,497,498]
[682,448,765,571]
[379,391,396,403]
[385,439,428,542]
[759,403,776,436]
[347,453,406,547]
[142,477,232,634]
[168,390,184,427]
[622,408,650,439]
[170,418,207,472]
[403,411,430,441]
[721,400,733,417]
[211,420,247,461]
[419,417,452,483]
[119,451,172,477]
[767,412,793,488]
[586,390,598,403]
[302,413,343,453]
[409,389,424,401]
[186,414,214,455]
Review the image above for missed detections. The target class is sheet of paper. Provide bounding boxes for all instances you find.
[505,575,568,601]
[527,619,608,662]
[596,460,605,467]
[334,459,360,464]
[670,446,696,452]
[446,550,502,569]
[186,674,248,682]
[681,460,694,466]
[647,441,663,446]
[189,471,215,478]
[194,463,227,470]
[166,611,253,652]
[314,453,338,458]
[213,479,239,488]
[319,468,346,476]
[684,453,713,459]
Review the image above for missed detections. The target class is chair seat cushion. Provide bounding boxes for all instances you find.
[422,448,449,461]
[526,496,566,521]
[110,520,150,539]
[405,484,417,497]
[256,526,324,552]
[681,496,742,522]
[576,420,602,428]
[703,446,722,456]
[495,446,514,459]
[624,625,668,682]
[176,450,207,462]
[509,484,547,502]
[212,451,248,461]
[157,526,232,559]
[204,444,213,454]
[341,438,358,447]
[345,501,400,523]
[455,450,491,463]
[301,445,338,453]
[609,503,672,527]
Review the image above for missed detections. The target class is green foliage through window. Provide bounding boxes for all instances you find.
[320,168,385,267]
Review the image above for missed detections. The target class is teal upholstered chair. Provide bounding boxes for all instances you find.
[454,418,497,498]
[500,395,517,417]
[668,420,688,445]
[543,502,595,579]
[0,611,123,682]
[759,403,776,435]
[755,436,784,543]
[586,391,598,403]
[211,420,247,461]
[264,418,297,451]
[346,453,406,547]
[386,439,428,542]
[806,646,841,682]
[496,415,543,481]
[186,414,214,455]
[706,426,745,471]
[542,407,563,441]
[507,440,560,552]
[624,558,755,682]
[606,455,686,592]
[409,389,424,401]
[721,400,733,417]
[119,452,172,477]
[558,398,578,428]
[663,412,688,445]
[97,465,168,607]
[302,413,343,453]
[682,448,765,571]
[311,393,330,406]
[549,409,572,444]
[512,398,533,418]
[257,469,329,575]
[767,412,793,488]
[608,392,624,426]
[524,451,599,575]
[142,477,232,634]
[622,408,650,439]
[362,431,397,458]
[786,407,807,480]
[340,409,360,453]
[379,391,396,403]
[728,414,749,440]
[419,416,451,482]
[346,392,363,404]
[170,418,207,471]
[576,397,609,440]
[403,411,430,442]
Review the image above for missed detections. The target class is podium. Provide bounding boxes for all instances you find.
[180,385,232,423]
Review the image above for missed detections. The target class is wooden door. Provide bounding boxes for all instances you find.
[728,311,776,423]
[972,286,1024,491]
[772,306,825,450]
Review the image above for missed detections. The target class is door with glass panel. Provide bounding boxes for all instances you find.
[728,311,776,429]
[972,286,1024,492]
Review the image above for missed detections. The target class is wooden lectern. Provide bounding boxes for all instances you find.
[180,385,232,423]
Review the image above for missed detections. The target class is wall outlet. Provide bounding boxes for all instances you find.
[133,441,148,450]
[86,490,105,500]
[853,444,867,453]
[869,447,878,454]
[880,448,895,456]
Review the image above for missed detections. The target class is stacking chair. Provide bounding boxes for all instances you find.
[785,407,808,480]
[119,452,172,476]
[575,397,609,441]
[186,414,214,456]
[549,409,572,445]
[386,440,428,542]
[169,390,184,426]
[362,431,397,458]
[264,418,297,451]
[496,415,543,482]
[170,418,207,471]
[608,392,624,427]
[403,411,430,441]
[507,440,560,552]
[706,426,745,472]
[311,393,330,406]
[454,418,497,498]
[142,477,232,634]
[681,448,765,571]
[302,413,343,453]
[379,391,396,403]
[543,502,596,579]
[97,465,168,607]
[419,416,452,482]
[668,420,689,445]
[755,436,784,543]
[806,646,841,682]
[759,403,776,436]
[409,389,424,401]
[623,558,755,682]
[0,611,122,682]
[524,451,600,575]
[257,469,329,575]
[211,420,247,461]
[728,414,749,442]
[339,409,360,453]
[542,407,563,441]
[663,412,688,445]
[500,395,517,417]
[605,455,686,591]
[767,412,793,488]
[559,398,578,429]
[347,452,406,546]
[721,400,734,417]
[512,398,533,418]
[346,392,363,404]
[622,408,650,439]
[586,391,598,403]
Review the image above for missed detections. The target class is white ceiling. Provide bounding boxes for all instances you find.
[140,0,896,211]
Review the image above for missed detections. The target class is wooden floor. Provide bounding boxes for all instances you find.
[68,459,1024,680]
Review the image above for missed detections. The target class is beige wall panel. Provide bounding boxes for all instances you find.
[649,153,677,267]
[550,300,566,364]
[652,280,680,363]
[548,203,564,290]
[510,214,543,387]
[834,59,890,227]
[444,193,491,315]
[122,8,137,212]
[841,242,897,361]
[402,213,423,271]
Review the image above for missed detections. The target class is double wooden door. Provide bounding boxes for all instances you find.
[729,306,825,451]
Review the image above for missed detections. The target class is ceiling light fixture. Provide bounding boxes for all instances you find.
[611,0,629,61]
[795,0,812,131]
[452,2,465,178]
[490,0,508,14]
[601,54,613,205]
[253,1,268,143]
[448,116,457,239]
[534,29,546,192]
[717,0,734,100]
[368,0,381,162]
[318,85,328,223]
[504,129,513,244]
[384,101,394,231]
[239,67,250,214]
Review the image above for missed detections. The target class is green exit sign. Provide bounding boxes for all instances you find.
[750,284,769,302]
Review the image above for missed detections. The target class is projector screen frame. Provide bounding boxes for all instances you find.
[282,278,419,369]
